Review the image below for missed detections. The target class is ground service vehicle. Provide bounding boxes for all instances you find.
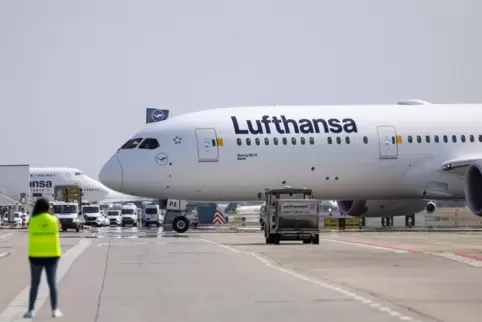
[263,188,320,245]
[52,202,82,232]
[144,204,161,227]
[107,209,122,225]
[121,203,138,227]
[81,204,104,227]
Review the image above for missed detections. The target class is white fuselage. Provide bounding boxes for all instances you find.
[30,167,149,203]
[99,104,476,203]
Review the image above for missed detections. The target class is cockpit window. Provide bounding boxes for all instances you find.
[138,138,160,150]
[121,138,144,149]
[74,172,81,176]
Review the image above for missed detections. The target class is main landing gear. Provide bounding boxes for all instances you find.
[380,214,416,228]
[405,214,415,228]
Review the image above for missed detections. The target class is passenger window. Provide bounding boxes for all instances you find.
[300,137,306,145]
[237,138,242,146]
[121,138,144,149]
[273,138,279,145]
[461,135,466,143]
[309,137,314,145]
[416,135,421,143]
[345,137,350,144]
[246,138,251,146]
[138,138,160,149]
[264,138,269,145]
[452,135,457,143]
[336,137,341,144]
[327,137,333,145]
[479,135,482,142]
[391,136,395,144]
[255,138,260,145]
[425,135,430,143]
[291,137,296,145]
[408,136,413,143]
[434,135,439,143]
[470,135,475,142]
[282,138,287,145]
[363,136,368,144]
[443,135,448,143]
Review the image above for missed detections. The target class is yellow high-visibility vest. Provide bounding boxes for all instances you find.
[28,213,61,258]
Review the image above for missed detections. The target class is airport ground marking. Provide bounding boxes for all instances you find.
[0,239,92,321]
[246,251,423,322]
[453,252,482,262]
[199,238,241,253]
[430,252,482,267]
[0,252,10,259]
[318,238,420,254]
[0,233,12,239]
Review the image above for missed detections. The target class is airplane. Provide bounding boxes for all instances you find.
[99,103,482,231]
[29,167,150,204]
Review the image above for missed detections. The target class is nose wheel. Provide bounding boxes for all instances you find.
[172,216,189,233]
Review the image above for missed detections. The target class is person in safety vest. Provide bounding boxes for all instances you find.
[23,197,63,318]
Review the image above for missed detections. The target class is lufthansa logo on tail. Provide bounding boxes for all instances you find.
[231,115,358,135]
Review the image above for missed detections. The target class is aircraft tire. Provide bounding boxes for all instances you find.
[172,216,189,233]
[405,214,415,227]
[312,234,319,245]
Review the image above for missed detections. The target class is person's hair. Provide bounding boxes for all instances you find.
[32,198,51,216]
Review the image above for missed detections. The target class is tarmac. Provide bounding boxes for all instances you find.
[0,226,482,322]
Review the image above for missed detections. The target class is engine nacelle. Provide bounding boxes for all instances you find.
[464,160,482,216]
[425,201,436,214]
[336,199,427,217]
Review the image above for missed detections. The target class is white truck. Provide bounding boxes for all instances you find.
[121,203,138,227]
[262,188,320,245]
[52,201,83,232]
[81,204,105,227]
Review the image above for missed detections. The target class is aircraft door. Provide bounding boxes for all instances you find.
[377,126,398,159]
[195,128,219,162]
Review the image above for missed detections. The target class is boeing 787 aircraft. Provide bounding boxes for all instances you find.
[99,102,481,228]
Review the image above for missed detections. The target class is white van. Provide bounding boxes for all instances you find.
[81,204,105,227]
[144,205,161,227]
[52,202,82,232]
[107,209,122,226]
[121,203,138,227]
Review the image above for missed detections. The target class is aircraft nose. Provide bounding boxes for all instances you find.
[99,155,123,193]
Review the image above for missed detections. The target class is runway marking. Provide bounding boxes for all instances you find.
[431,252,482,267]
[319,238,421,254]
[247,252,422,322]
[0,239,91,321]
[199,238,241,253]
[0,233,12,239]
[0,252,10,259]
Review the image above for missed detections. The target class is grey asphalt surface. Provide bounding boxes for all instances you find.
[0,226,481,322]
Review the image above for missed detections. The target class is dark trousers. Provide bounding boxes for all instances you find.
[28,257,60,311]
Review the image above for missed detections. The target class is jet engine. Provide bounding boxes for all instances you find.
[464,160,482,216]
[425,201,436,214]
[336,199,427,217]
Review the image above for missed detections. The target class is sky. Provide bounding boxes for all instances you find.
[1,0,482,179]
